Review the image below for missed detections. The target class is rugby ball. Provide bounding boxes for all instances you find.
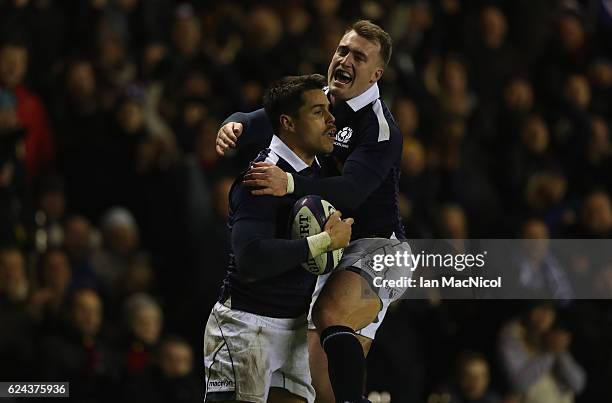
[290,195,343,275]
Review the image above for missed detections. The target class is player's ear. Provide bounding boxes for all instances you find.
[370,67,384,83]
[280,114,295,131]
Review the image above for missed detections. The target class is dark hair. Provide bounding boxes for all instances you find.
[156,335,191,357]
[0,38,28,53]
[159,335,189,348]
[263,74,326,133]
[37,247,69,285]
[519,300,556,324]
[348,20,392,66]
[155,335,192,362]
[0,244,23,258]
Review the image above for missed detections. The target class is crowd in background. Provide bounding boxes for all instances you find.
[1,0,612,402]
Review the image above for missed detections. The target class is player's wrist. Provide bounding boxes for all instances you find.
[306,231,332,258]
[286,173,294,194]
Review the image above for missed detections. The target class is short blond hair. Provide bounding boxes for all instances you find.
[348,20,392,66]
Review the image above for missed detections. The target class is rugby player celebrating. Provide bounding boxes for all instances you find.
[217,21,410,403]
[204,75,353,403]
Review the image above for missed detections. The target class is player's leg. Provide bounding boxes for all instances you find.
[311,238,412,403]
[308,329,372,403]
[268,388,308,403]
[313,270,381,330]
[311,270,380,402]
[308,330,334,403]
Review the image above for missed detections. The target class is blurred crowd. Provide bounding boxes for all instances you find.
[0,0,611,402]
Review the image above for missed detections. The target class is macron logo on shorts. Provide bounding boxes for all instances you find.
[207,378,235,392]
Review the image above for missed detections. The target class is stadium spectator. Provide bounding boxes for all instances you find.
[492,76,535,172]
[122,336,201,403]
[0,39,54,181]
[122,292,163,374]
[393,96,420,139]
[437,204,469,239]
[40,288,120,402]
[560,191,612,295]
[510,219,574,300]
[121,254,156,295]
[390,0,435,88]
[28,247,72,329]
[427,53,475,121]
[96,33,136,106]
[427,116,501,235]
[53,57,108,216]
[63,214,102,291]
[32,174,66,250]
[85,87,152,212]
[0,245,29,305]
[503,77,535,115]
[399,137,432,237]
[568,115,612,196]
[0,93,23,246]
[0,245,34,379]
[429,351,503,403]
[91,207,146,294]
[592,263,612,299]
[507,114,557,200]
[499,302,586,403]
[523,171,568,220]
[536,4,594,104]
[587,58,612,119]
[234,6,288,107]
[468,5,517,104]
[577,190,612,238]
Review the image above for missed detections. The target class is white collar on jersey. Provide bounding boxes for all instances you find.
[268,135,320,172]
[346,82,380,112]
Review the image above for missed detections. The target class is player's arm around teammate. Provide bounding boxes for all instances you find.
[216,21,409,403]
[205,75,357,403]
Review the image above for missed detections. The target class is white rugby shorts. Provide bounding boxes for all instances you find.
[308,237,413,339]
[204,301,315,402]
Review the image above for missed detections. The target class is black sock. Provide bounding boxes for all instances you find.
[320,325,366,402]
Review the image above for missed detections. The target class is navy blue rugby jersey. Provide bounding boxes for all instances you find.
[220,135,323,318]
[323,83,404,239]
[225,83,404,240]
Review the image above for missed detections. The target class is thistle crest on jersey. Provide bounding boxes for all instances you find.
[335,127,353,144]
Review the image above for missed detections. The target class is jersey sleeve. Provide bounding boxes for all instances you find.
[291,109,402,211]
[291,160,382,211]
[344,107,402,180]
[223,108,274,150]
[230,186,310,281]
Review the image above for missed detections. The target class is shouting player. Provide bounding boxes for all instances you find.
[216,21,411,403]
[204,74,353,402]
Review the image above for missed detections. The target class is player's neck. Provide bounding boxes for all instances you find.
[278,134,315,167]
[329,93,339,106]
[288,143,316,167]
[329,88,370,107]
[293,149,315,167]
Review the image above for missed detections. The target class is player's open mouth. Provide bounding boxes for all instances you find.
[333,68,352,85]
[325,128,337,138]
